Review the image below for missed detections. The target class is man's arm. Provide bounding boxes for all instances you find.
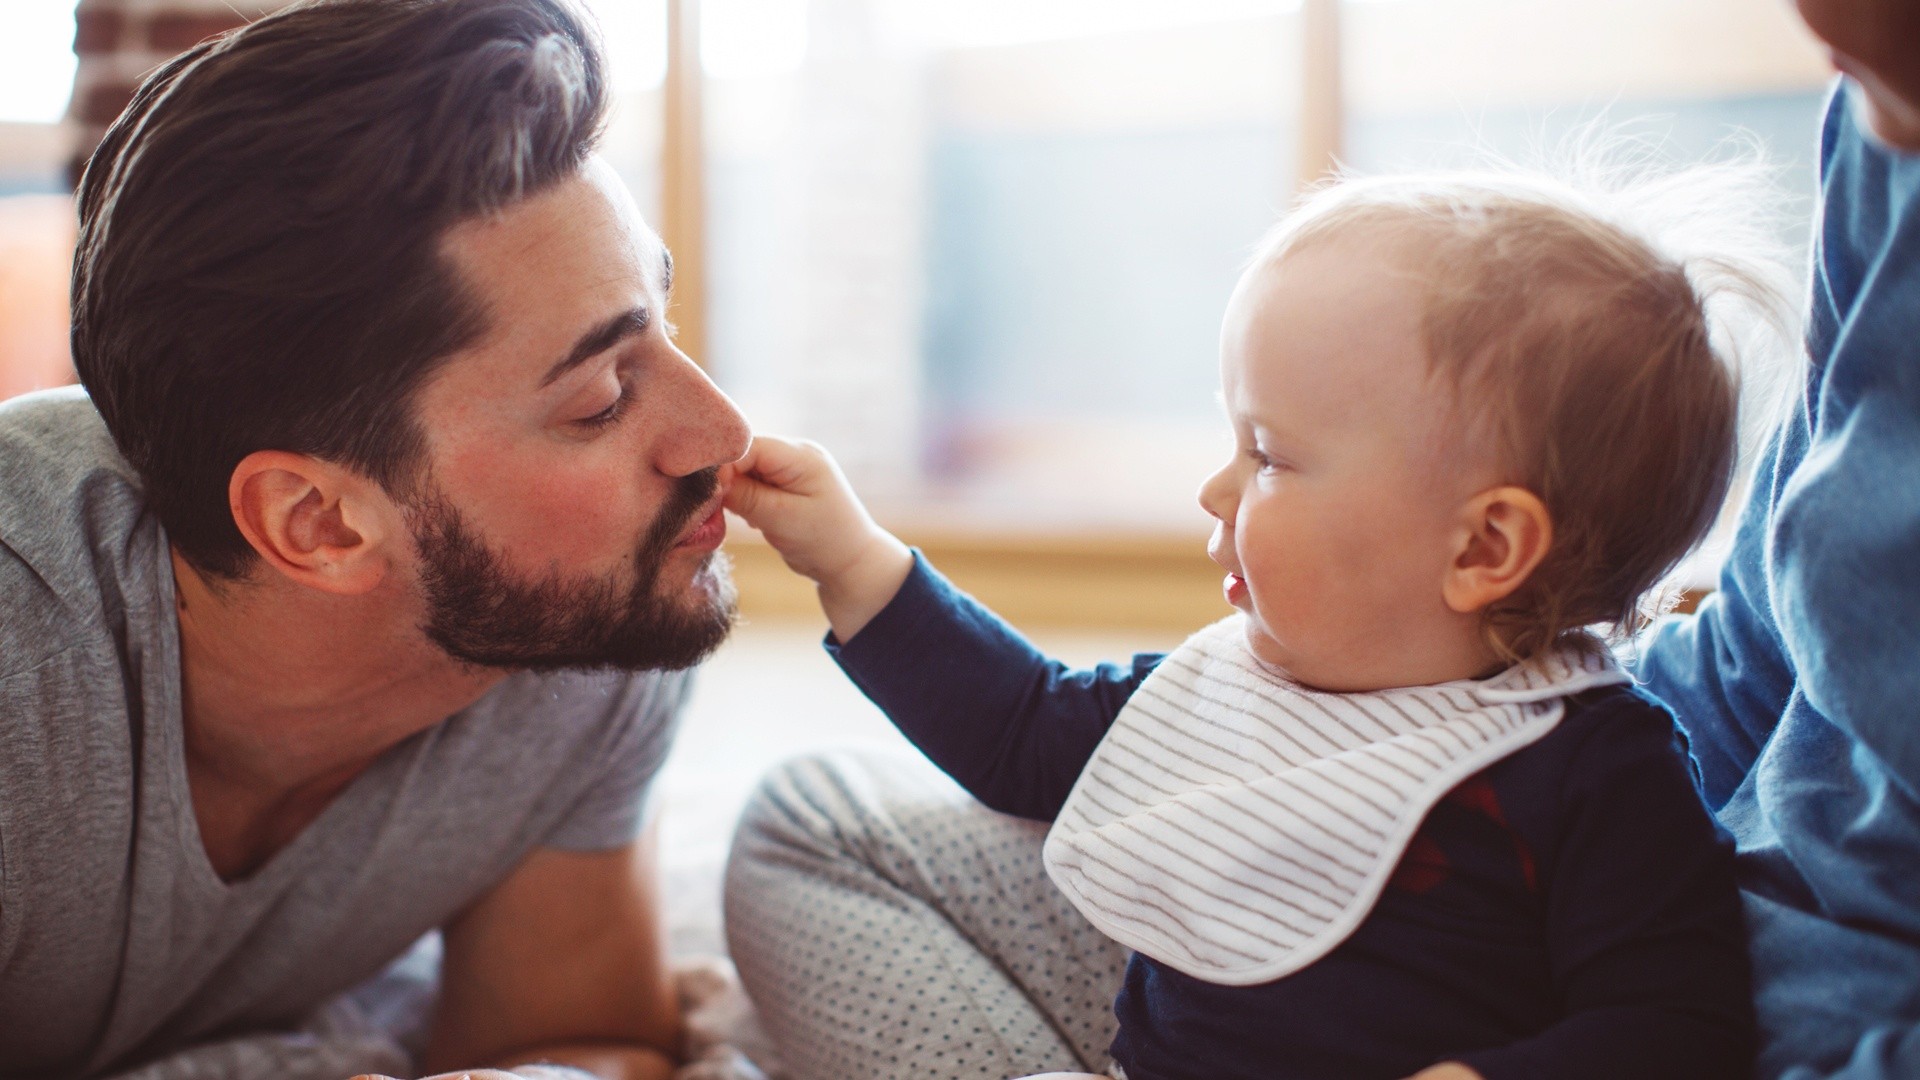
[420,824,679,1080]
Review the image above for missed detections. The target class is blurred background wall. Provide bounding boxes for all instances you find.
[0,0,1832,625]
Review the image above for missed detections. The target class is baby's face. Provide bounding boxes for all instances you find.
[1199,239,1495,691]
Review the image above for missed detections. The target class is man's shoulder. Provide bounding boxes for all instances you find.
[0,386,127,476]
[0,387,164,676]
[0,394,161,927]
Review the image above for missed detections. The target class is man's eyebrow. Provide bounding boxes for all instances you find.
[539,308,649,388]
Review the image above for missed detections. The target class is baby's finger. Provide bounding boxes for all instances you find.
[726,434,784,482]
[724,437,766,480]
[736,434,829,493]
[723,471,771,519]
[724,469,812,524]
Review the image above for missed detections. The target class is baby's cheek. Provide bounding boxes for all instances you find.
[1238,545,1312,632]
[1250,506,1399,628]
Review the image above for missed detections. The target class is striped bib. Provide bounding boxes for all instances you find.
[1041,615,1627,986]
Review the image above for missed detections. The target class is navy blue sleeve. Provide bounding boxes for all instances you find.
[1457,694,1753,1080]
[826,552,1161,821]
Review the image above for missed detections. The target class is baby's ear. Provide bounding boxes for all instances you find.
[1442,486,1552,614]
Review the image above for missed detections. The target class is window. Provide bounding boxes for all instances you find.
[0,0,75,195]
[0,2,75,125]
[651,0,1828,561]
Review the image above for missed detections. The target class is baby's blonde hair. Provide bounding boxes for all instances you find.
[1255,161,1797,660]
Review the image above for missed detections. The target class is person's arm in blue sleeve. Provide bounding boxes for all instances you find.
[1759,175,1920,1078]
[828,552,1159,821]
[1767,314,1920,815]
[1642,85,1920,1080]
[1629,89,1852,811]
[1454,696,1754,1080]
[1632,439,1799,808]
[1795,1030,1920,1080]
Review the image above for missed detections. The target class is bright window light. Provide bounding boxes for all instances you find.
[585,0,668,89]
[879,0,1295,49]
[591,0,1410,84]
[0,1,77,124]
[878,0,1427,49]
[705,0,807,78]
[585,0,808,87]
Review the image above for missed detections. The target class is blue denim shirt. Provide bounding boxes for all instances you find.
[1637,86,1920,1079]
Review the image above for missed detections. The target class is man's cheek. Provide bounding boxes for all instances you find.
[496,477,643,566]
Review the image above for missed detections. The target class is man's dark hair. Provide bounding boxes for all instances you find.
[71,0,608,578]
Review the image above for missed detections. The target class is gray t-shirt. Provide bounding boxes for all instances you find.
[0,389,689,1078]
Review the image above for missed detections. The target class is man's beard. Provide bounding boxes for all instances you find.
[406,468,736,673]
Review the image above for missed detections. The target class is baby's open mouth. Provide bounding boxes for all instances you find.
[1224,573,1248,606]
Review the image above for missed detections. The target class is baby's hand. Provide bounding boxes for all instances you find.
[724,435,880,580]
[724,434,913,641]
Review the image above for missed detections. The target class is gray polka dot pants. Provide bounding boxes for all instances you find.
[724,751,1129,1080]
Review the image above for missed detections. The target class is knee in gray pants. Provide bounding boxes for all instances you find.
[722,752,1127,1080]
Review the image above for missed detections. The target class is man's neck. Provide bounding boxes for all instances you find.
[170,548,505,875]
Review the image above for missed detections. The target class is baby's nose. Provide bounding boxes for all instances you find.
[1197,475,1234,522]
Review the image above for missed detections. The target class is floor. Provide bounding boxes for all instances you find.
[652,615,1183,958]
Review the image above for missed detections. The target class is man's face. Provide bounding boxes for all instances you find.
[1796,0,1920,151]
[402,158,751,672]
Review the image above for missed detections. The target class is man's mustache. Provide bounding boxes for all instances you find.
[635,466,723,567]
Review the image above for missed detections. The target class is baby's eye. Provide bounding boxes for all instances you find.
[1244,446,1284,472]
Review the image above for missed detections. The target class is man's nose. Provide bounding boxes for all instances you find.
[656,354,752,478]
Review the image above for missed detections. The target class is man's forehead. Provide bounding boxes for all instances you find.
[446,163,666,275]
[441,167,668,332]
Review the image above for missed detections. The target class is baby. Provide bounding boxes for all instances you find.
[724,169,1788,1080]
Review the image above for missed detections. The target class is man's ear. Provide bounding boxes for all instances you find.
[1442,485,1553,615]
[228,450,396,595]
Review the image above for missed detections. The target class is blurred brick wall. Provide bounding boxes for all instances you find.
[65,0,292,187]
